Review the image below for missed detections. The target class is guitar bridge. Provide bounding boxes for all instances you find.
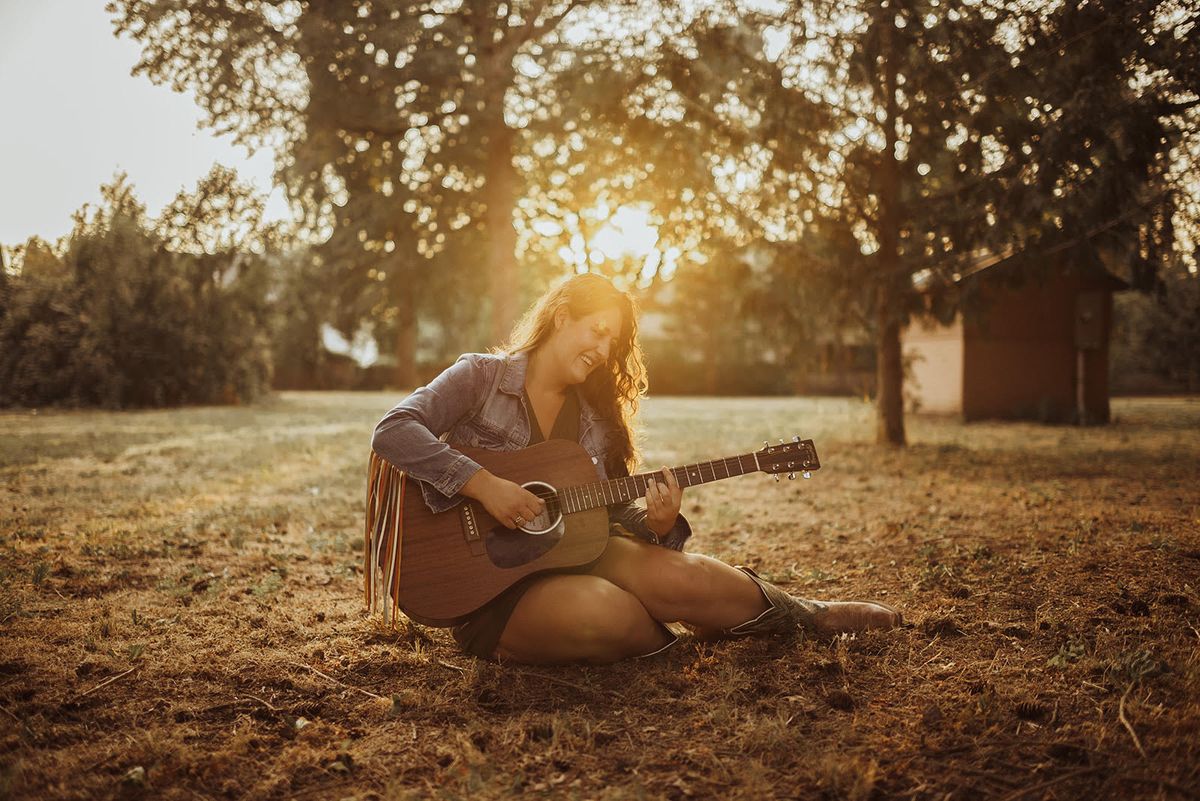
[461,503,480,542]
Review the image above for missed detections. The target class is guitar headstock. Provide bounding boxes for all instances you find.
[757,436,820,481]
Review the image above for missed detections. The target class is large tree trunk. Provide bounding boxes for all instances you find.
[483,94,519,347]
[875,298,906,445]
[874,9,907,446]
[393,318,418,390]
[390,265,418,389]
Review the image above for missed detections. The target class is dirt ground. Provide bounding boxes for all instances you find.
[0,393,1197,800]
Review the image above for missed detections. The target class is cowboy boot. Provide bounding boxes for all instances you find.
[727,567,902,639]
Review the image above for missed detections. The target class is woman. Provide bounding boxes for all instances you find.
[370,273,900,664]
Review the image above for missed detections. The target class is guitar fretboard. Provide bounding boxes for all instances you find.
[554,453,760,515]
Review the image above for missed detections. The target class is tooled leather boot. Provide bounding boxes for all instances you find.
[727,567,902,639]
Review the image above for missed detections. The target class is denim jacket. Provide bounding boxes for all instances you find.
[371,351,691,551]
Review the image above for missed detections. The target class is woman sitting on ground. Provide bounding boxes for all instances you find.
[370,273,900,664]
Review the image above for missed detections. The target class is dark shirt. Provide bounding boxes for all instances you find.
[524,388,579,445]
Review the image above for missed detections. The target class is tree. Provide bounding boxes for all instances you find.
[110,0,617,385]
[547,0,1196,442]
[1113,266,1200,392]
[809,0,1196,442]
[0,172,274,408]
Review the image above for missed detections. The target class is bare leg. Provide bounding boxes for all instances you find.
[494,574,671,664]
[590,536,768,629]
[592,537,900,636]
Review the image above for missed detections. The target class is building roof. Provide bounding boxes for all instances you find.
[913,245,1130,293]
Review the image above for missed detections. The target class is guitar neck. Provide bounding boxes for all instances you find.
[555,453,762,515]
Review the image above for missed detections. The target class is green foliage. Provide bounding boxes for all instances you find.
[270,250,337,390]
[1047,638,1087,668]
[108,0,624,375]
[0,171,274,408]
[1112,269,1200,392]
[252,571,283,597]
[105,0,1197,403]
[556,0,1195,408]
[642,245,862,395]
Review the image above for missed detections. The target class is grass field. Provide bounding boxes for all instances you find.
[1,393,1198,800]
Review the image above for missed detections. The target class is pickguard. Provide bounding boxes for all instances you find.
[484,517,566,568]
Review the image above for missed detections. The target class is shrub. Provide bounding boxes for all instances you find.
[0,172,273,408]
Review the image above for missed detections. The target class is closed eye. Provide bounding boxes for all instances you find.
[592,327,617,351]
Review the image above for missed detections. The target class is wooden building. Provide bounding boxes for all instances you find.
[903,259,1128,423]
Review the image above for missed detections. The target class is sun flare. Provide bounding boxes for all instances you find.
[553,202,679,282]
[590,205,659,261]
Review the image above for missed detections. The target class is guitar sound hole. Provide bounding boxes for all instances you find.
[517,480,562,535]
[483,480,566,569]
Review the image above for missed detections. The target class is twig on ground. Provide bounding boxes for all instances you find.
[71,664,140,701]
[0,702,34,738]
[0,703,22,725]
[243,693,281,712]
[205,694,282,714]
[287,661,386,702]
[436,659,468,674]
[1118,682,1148,759]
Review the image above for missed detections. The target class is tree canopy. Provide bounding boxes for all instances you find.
[527,0,1198,441]
[98,0,1200,435]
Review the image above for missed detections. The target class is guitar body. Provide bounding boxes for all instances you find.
[396,439,610,627]
[369,433,818,627]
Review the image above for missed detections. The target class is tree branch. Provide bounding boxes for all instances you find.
[1161,97,1200,115]
[496,0,591,64]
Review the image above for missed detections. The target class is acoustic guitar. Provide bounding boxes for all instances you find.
[365,437,820,627]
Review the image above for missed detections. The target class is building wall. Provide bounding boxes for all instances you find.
[963,338,1077,421]
[962,273,1111,422]
[903,271,1117,423]
[902,316,964,414]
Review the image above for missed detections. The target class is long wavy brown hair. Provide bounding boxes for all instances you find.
[497,273,647,475]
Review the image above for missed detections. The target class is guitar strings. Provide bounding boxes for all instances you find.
[521,454,761,518]
[526,475,653,517]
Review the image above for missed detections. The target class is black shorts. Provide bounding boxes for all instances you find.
[449,547,610,659]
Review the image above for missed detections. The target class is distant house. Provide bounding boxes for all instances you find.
[903,255,1128,423]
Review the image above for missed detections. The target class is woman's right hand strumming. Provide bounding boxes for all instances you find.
[461,469,546,529]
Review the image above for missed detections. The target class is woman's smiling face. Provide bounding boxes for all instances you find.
[551,305,623,385]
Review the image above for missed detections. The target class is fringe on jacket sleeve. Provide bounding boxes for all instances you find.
[364,450,407,627]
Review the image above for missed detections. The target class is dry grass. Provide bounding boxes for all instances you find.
[1,393,1198,800]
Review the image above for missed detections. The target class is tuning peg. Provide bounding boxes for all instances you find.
[788,472,796,480]
[779,438,785,444]
[793,435,801,442]
[762,440,769,449]
[802,470,812,480]
[774,474,781,482]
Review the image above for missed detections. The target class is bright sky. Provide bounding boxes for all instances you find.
[0,0,287,248]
